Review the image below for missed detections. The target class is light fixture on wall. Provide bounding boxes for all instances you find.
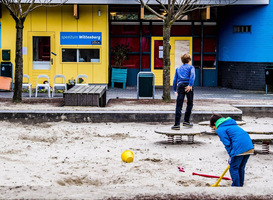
[110,12,117,20]
[98,9,101,17]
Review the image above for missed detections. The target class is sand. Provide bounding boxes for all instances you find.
[0,116,273,199]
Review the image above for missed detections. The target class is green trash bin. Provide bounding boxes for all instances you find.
[1,62,12,78]
[137,72,155,99]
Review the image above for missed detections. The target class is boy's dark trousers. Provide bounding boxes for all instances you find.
[174,83,194,126]
[230,155,250,187]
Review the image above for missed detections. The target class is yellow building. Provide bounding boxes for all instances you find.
[0,4,109,87]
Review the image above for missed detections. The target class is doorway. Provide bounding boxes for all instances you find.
[28,32,55,84]
[151,37,192,86]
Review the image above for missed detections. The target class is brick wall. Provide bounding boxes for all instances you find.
[218,61,273,90]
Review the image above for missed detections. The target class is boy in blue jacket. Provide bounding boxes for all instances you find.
[171,53,195,130]
[210,114,254,187]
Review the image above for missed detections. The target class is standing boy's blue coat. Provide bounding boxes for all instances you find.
[172,64,195,92]
[216,118,254,157]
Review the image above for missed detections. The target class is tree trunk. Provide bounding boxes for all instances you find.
[162,21,171,102]
[12,20,24,103]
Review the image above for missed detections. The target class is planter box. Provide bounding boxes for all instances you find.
[67,84,75,90]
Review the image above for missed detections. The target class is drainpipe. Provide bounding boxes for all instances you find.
[140,20,143,71]
[201,21,204,87]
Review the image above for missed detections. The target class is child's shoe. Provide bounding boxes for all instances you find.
[171,125,180,130]
[183,121,193,127]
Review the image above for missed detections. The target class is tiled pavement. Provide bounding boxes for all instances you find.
[1,86,273,102]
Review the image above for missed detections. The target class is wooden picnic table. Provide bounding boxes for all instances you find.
[155,127,201,144]
[64,85,107,107]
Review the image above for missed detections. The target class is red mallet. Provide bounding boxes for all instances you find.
[192,172,231,180]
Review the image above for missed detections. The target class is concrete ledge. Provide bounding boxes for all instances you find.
[0,110,242,123]
[234,105,273,117]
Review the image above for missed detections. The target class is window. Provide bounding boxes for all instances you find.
[33,36,51,70]
[110,5,139,20]
[33,36,50,61]
[62,49,100,62]
[233,25,251,33]
[154,40,163,69]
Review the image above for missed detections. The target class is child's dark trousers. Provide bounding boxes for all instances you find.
[230,155,250,187]
[174,83,194,126]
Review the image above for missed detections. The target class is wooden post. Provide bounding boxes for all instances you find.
[140,5,144,19]
[206,6,210,20]
[74,4,79,19]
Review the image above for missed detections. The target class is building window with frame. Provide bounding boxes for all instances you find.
[233,25,251,33]
[33,36,51,70]
[62,48,100,63]
[33,36,50,62]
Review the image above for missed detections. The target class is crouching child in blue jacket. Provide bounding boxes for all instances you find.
[210,114,254,187]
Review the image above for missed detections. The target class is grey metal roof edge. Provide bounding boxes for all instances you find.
[46,0,269,5]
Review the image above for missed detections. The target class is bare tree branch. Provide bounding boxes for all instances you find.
[139,0,166,20]
[155,0,168,12]
[0,0,67,20]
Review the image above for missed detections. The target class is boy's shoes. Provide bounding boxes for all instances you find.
[183,121,193,127]
[171,125,180,130]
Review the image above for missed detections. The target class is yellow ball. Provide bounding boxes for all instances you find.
[121,150,134,163]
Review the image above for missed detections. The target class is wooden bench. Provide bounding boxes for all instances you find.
[155,127,201,144]
[64,85,107,107]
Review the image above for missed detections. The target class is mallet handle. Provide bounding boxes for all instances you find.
[192,172,231,180]
[211,165,231,187]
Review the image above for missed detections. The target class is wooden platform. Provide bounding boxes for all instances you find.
[155,127,201,144]
[250,135,273,154]
[64,85,107,107]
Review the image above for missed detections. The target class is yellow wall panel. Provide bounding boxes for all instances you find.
[47,7,62,32]
[92,5,109,83]
[47,7,62,75]
[62,63,78,83]
[23,12,31,76]
[77,64,92,83]
[1,9,16,68]
[78,5,93,32]
[62,5,78,32]
[31,7,47,31]
[151,37,163,86]
[93,64,107,84]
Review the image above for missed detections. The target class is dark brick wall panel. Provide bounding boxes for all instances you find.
[218,61,273,90]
